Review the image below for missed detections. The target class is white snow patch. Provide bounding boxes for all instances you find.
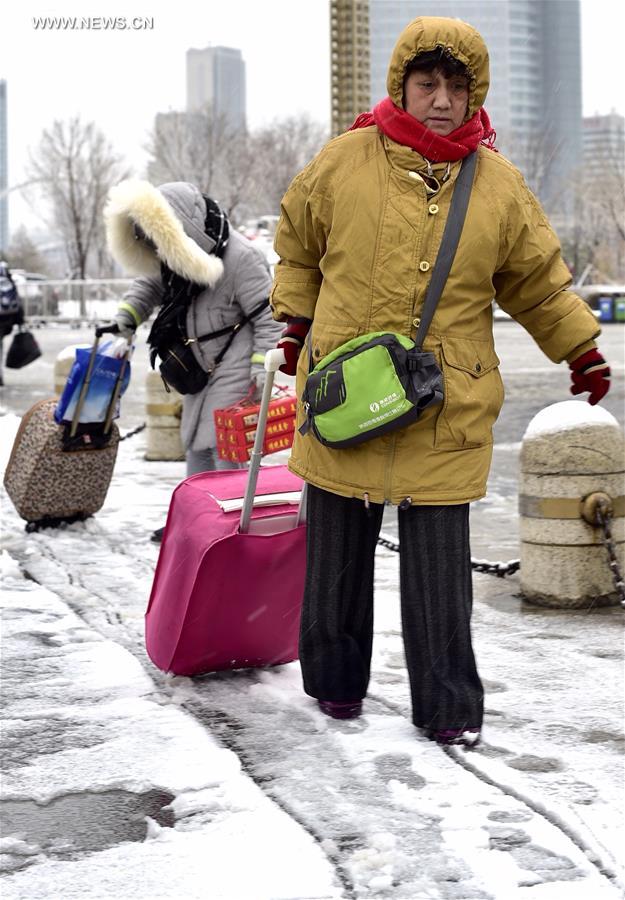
[0,836,43,857]
[524,400,619,438]
[350,831,399,892]
[0,412,21,473]
[1,549,23,580]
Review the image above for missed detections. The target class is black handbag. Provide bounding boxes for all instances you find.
[158,338,211,395]
[5,328,42,369]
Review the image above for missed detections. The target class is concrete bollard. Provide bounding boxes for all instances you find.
[519,400,625,608]
[53,344,89,396]
[144,370,185,461]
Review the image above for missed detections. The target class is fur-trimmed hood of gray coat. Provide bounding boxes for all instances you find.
[105,179,224,287]
[104,179,282,453]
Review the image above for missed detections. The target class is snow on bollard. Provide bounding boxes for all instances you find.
[144,370,184,461]
[53,344,89,396]
[519,400,625,608]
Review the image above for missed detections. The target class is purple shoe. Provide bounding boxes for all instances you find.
[426,727,481,747]
[318,700,363,720]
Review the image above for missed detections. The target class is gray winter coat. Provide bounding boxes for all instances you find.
[105,180,281,451]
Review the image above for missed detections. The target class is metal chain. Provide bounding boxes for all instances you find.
[377,532,520,578]
[377,534,403,554]
[596,507,625,608]
[471,557,520,578]
[119,423,146,442]
[377,497,623,593]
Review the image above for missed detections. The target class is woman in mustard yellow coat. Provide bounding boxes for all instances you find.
[270,17,610,744]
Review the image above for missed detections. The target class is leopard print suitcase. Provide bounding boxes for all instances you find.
[4,398,119,525]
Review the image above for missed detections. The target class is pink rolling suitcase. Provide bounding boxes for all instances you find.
[145,349,307,676]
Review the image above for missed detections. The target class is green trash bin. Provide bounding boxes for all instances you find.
[614,296,625,323]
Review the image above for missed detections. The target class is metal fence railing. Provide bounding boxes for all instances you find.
[16,279,135,321]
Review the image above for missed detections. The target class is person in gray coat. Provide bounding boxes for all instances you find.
[100,180,282,536]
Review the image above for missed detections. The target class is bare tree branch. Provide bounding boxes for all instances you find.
[145,110,328,225]
[559,164,625,282]
[27,117,129,280]
[145,105,237,199]
[252,115,328,213]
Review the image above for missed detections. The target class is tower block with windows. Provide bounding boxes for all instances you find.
[330,0,371,137]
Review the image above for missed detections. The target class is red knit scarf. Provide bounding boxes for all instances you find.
[350,96,497,162]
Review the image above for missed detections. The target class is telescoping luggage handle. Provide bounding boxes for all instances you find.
[239,348,307,533]
[69,332,134,438]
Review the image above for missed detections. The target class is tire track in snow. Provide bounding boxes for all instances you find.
[445,745,623,888]
[174,675,490,900]
[10,536,356,899]
[183,703,359,900]
[368,690,624,891]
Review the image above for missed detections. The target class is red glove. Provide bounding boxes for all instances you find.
[569,349,610,405]
[276,317,312,375]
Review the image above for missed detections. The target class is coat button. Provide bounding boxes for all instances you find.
[428,204,439,214]
[475,362,482,373]
[419,261,430,272]
[412,317,421,328]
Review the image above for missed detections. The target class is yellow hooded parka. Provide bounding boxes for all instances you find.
[270,16,599,506]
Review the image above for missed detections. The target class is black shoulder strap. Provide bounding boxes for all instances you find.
[196,297,269,345]
[414,151,477,349]
[196,297,270,366]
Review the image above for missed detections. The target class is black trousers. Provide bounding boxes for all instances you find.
[299,485,484,731]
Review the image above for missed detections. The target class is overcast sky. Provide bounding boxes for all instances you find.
[2,0,624,233]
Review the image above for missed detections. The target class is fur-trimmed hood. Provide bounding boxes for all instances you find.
[104,180,224,286]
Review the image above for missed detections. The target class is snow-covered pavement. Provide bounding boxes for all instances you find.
[1,320,624,899]
[1,409,623,900]
[1,560,340,900]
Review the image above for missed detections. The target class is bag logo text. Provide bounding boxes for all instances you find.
[369,391,399,414]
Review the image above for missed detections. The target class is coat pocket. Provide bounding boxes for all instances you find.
[434,336,504,449]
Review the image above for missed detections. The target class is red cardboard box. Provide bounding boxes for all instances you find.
[217,415,296,450]
[217,431,295,463]
[214,389,298,463]
[214,391,298,431]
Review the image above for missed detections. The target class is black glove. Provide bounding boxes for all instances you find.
[95,315,137,340]
[95,321,121,338]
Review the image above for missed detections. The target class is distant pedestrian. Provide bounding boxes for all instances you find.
[0,261,24,386]
[271,17,610,744]
[99,180,282,540]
